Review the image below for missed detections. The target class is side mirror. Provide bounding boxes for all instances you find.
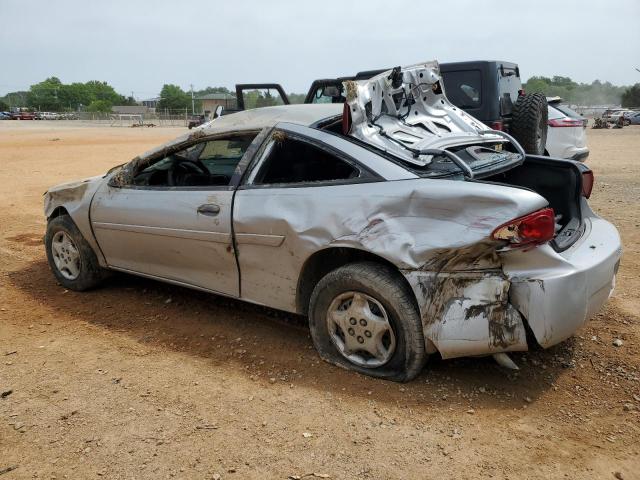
[213,105,223,119]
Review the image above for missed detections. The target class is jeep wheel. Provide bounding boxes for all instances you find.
[45,215,106,291]
[511,93,548,155]
[308,262,427,382]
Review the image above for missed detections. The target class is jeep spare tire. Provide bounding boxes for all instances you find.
[510,93,548,155]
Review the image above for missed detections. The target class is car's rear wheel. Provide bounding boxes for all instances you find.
[308,262,426,382]
[511,93,548,155]
[45,215,106,291]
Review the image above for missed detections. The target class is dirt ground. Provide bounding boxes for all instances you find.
[0,121,638,480]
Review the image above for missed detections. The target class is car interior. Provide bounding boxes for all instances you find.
[253,136,359,184]
[132,135,256,187]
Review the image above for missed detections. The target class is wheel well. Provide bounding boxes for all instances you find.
[296,247,414,315]
[48,206,69,220]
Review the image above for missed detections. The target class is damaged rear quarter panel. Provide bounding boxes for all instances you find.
[234,176,546,361]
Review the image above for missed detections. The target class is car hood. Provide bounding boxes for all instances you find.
[344,61,509,168]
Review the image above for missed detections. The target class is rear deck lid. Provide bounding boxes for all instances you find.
[344,61,524,179]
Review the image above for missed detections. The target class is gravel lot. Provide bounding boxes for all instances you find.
[1,121,638,479]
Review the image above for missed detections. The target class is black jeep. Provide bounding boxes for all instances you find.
[304,61,548,155]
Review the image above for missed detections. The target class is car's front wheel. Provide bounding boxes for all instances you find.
[45,215,106,291]
[308,262,427,382]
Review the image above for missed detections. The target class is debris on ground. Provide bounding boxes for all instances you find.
[0,465,18,476]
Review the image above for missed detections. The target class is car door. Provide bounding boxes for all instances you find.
[90,132,259,297]
[232,123,410,313]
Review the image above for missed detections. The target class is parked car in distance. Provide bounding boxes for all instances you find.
[622,110,637,125]
[0,111,12,120]
[9,109,35,120]
[602,109,629,125]
[35,112,60,120]
[42,63,621,382]
[627,111,640,125]
[546,98,589,161]
[188,114,206,129]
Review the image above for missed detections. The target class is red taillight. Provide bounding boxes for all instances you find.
[342,102,352,135]
[581,171,594,199]
[492,208,556,248]
[490,120,504,131]
[518,89,525,96]
[548,118,584,127]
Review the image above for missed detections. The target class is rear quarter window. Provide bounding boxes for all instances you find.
[548,105,565,120]
[442,70,482,108]
[552,103,583,119]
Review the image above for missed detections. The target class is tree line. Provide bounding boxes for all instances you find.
[155,84,306,111]
[2,76,639,112]
[0,77,136,112]
[523,76,639,107]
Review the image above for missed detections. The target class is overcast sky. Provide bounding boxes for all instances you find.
[1,0,639,98]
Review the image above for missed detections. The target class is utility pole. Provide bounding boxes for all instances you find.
[190,84,195,114]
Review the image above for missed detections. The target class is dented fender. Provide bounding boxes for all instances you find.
[44,175,107,266]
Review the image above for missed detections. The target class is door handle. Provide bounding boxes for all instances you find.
[197,203,220,216]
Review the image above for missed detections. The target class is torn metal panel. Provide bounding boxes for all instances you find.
[344,61,505,165]
[403,256,527,359]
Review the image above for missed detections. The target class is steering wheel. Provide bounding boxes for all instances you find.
[167,160,208,186]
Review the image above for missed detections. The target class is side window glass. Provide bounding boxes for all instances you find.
[253,135,359,185]
[460,84,480,103]
[198,136,255,179]
[442,70,482,108]
[241,88,286,109]
[311,86,344,104]
[131,134,256,187]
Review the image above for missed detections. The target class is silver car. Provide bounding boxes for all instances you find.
[43,62,621,382]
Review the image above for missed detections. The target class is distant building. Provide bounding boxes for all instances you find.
[111,105,152,115]
[196,93,236,113]
[141,97,160,110]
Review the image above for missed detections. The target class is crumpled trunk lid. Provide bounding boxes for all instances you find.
[344,61,519,176]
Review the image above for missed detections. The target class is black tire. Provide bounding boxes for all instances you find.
[308,262,427,382]
[45,215,106,291]
[510,93,548,155]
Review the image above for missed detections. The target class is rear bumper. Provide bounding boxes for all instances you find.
[501,209,621,347]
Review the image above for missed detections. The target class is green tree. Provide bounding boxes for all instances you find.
[523,76,627,105]
[621,84,640,108]
[25,78,130,111]
[255,90,279,108]
[118,95,138,106]
[27,77,64,111]
[2,91,28,108]
[86,100,113,113]
[0,98,9,111]
[195,86,231,96]
[288,93,305,104]
[157,84,190,111]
